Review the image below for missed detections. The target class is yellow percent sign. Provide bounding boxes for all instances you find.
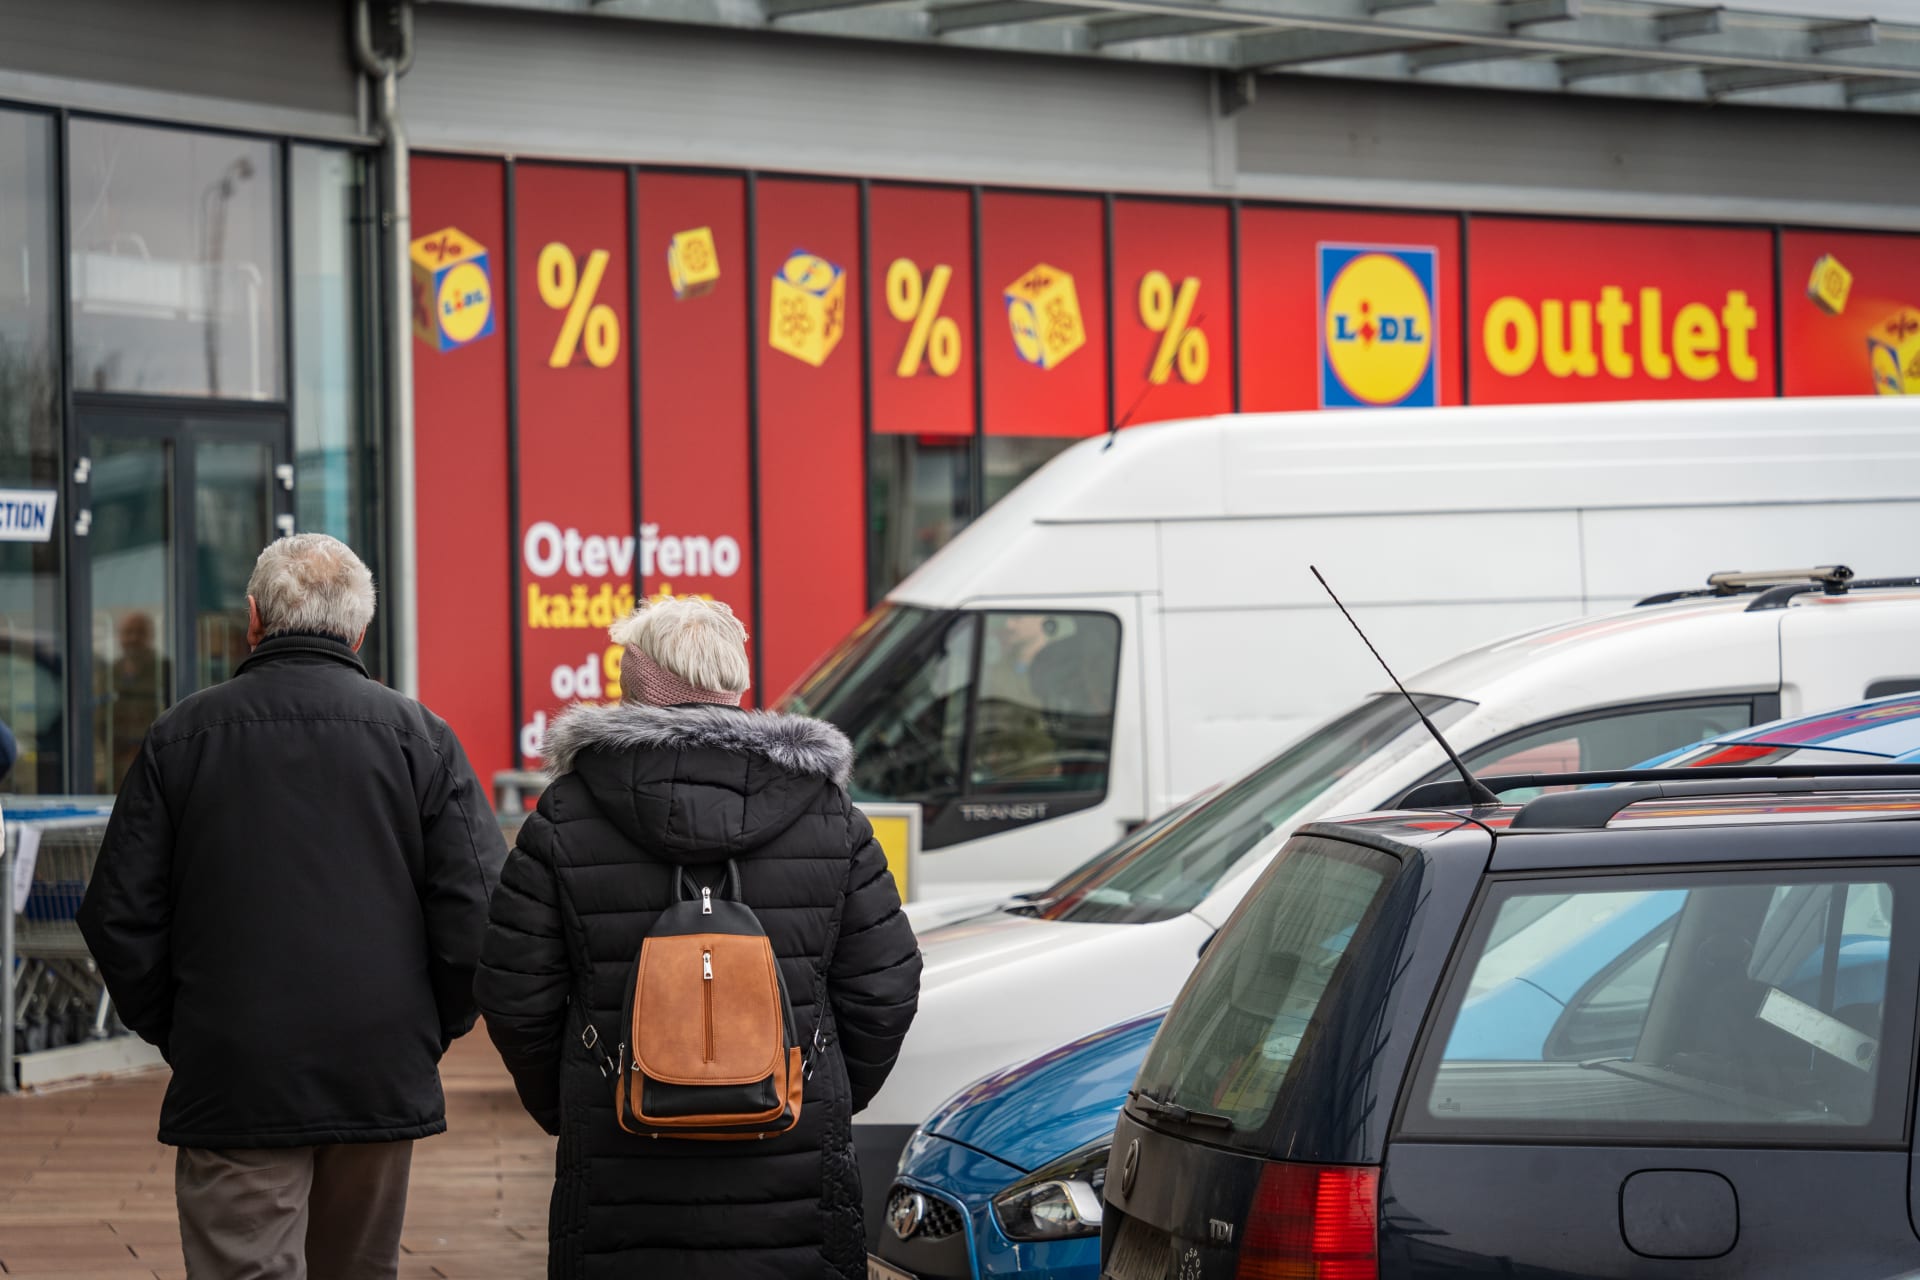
[538,242,621,369]
[1138,270,1209,385]
[887,258,961,378]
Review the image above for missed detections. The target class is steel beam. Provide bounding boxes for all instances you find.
[1558,52,1675,81]
[928,0,1076,31]
[1656,6,1721,41]
[1235,26,1433,65]
[1089,13,1258,45]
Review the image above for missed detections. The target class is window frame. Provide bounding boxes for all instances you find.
[1394,860,1920,1151]
[1400,693,1783,799]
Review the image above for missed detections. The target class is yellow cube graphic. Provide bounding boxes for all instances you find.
[1808,254,1853,317]
[1004,263,1087,371]
[768,251,847,367]
[668,227,721,300]
[410,226,495,352]
[1869,309,1920,396]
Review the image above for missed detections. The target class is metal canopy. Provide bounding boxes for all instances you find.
[456,0,1920,113]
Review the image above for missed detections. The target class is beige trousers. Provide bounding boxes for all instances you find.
[174,1141,414,1280]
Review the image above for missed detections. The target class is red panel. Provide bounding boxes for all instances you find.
[1239,206,1463,412]
[869,185,975,436]
[636,173,757,704]
[410,154,512,784]
[514,164,634,766]
[1468,218,1775,404]
[1110,200,1234,427]
[755,178,865,703]
[978,192,1109,438]
[1780,229,1920,397]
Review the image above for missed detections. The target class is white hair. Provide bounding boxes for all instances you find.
[611,597,751,696]
[247,534,376,643]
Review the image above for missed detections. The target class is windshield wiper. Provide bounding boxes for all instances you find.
[1004,892,1058,917]
[1128,1089,1236,1131]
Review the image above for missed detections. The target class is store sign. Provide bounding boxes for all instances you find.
[1468,219,1775,404]
[0,490,57,542]
[1241,208,1464,413]
[1780,230,1920,397]
[1318,244,1440,408]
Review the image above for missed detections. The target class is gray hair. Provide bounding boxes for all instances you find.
[610,596,751,696]
[247,534,376,643]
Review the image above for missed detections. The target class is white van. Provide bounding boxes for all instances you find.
[849,575,1920,1202]
[781,397,1920,909]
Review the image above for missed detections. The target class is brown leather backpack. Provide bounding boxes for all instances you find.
[583,862,834,1140]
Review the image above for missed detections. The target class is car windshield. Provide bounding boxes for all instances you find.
[1025,693,1467,925]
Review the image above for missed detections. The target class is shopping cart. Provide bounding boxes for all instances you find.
[3,801,118,1091]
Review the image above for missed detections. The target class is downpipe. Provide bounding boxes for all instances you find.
[355,0,420,695]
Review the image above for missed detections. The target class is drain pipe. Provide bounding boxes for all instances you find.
[355,0,420,695]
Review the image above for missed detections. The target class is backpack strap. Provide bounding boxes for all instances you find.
[801,815,861,1081]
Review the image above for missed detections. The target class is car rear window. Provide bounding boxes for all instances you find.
[1130,835,1400,1142]
[1402,866,1920,1146]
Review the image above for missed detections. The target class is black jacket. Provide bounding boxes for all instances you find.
[476,703,921,1280]
[77,634,506,1148]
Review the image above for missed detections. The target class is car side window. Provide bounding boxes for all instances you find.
[968,611,1120,797]
[1403,868,1918,1146]
[1465,701,1755,794]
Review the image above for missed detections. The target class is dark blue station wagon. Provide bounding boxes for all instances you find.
[1101,769,1920,1279]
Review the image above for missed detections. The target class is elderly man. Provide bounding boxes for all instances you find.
[78,534,505,1280]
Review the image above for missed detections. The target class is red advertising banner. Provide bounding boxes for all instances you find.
[756,178,866,702]
[1780,229,1920,398]
[1468,218,1775,405]
[514,164,635,766]
[636,173,757,703]
[978,192,1109,438]
[1240,207,1464,412]
[870,185,975,437]
[1111,199,1234,427]
[410,154,513,782]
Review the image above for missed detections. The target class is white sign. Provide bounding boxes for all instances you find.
[11,824,39,915]
[0,490,57,543]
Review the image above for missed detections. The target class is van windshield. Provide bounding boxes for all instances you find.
[1027,693,1466,925]
[780,603,1124,830]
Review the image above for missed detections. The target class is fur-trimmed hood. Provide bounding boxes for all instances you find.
[540,703,856,860]
[544,703,853,786]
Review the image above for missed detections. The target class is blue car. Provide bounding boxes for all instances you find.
[870,1009,1164,1280]
[870,691,1920,1279]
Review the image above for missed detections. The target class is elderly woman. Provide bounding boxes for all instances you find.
[477,597,921,1279]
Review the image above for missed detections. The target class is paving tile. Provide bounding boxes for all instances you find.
[0,1028,555,1270]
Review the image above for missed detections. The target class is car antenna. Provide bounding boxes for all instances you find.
[1310,565,1499,807]
[1104,310,1207,452]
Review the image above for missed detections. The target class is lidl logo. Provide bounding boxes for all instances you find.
[1318,244,1439,409]
[410,227,495,353]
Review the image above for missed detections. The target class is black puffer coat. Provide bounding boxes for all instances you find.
[476,703,922,1279]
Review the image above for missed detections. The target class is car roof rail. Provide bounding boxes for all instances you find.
[1635,564,1853,608]
[1397,762,1920,813]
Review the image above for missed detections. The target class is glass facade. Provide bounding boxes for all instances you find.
[0,108,376,795]
[0,109,66,794]
[67,121,282,402]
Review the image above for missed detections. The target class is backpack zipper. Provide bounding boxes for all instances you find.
[702,948,715,1062]
[701,887,713,915]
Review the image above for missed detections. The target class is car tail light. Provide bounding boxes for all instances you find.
[1234,1161,1379,1280]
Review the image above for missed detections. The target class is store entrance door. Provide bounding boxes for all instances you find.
[70,409,290,792]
